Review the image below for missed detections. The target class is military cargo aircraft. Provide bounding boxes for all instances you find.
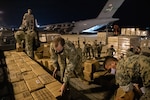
[36,0,125,34]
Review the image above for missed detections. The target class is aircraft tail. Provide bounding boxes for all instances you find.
[97,0,125,19]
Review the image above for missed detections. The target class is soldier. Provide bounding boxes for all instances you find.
[22,9,35,30]
[95,56,118,90]
[49,36,84,96]
[15,9,38,58]
[82,41,87,58]
[77,37,80,47]
[86,42,91,59]
[135,46,141,54]
[104,56,145,100]
[118,53,125,60]
[115,53,150,100]
[91,40,97,58]
[25,29,37,58]
[76,44,82,62]
[14,26,26,51]
[113,24,120,36]
[126,45,135,57]
[104,56,118,75]
[106,45,116,57]
[97,41,103,58]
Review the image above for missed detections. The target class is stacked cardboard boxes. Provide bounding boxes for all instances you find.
[108,36,141,58]
[31,88,57,100]
[4,51,62,100]
[107,36,119,58]
[83,59,100,81]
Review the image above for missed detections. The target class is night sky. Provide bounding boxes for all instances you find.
[0,0,150,28]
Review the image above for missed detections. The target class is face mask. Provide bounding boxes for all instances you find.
[140,87,146,94]
[110,68,116,74]
[55,48,64,54]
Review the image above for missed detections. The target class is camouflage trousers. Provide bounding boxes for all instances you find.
[58,54,84,82]
[15,30,25,45]
[140,88,150,100]
[25,30,37,58]
[15,30,37,58]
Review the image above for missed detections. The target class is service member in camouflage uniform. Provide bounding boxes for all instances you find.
[104,56,118,74]
[116,54,150,100]
[102,56,118,88]
[82,41,87,59]
[14,26,26,50]
[91,40,98,58]
[15,9,37,58]
[76,44,82,62]
[49,36,84,96]
[106,45,116,57]
[97,41,103,58]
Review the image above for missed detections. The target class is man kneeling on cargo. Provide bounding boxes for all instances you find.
[104,56,145,100]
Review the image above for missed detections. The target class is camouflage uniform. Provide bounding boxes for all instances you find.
[82,42,87,58]
[97,42,103,58]
[76,45,82,60]
[25,30,37,58]
[107,45,116,57]
[22,9,35,30]
[86,43,91,58]
[15,29,37,58]
[50,40,83,83]
[91,40,97,58]
[14,29,25,48]
[116,55,150,100]
[15,9,37,58]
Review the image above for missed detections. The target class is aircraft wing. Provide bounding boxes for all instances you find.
[71,18,119,33]
[37,0,125,34]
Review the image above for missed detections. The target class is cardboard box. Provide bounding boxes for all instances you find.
[38,73,56,85]
[84,60,100,73]
[34,52,43,60]
[45,81,62,98]
[31,88,56,100]
[83,70,93,81]
[5,59,15,65]
[43,47,50,58]
[22,71,37,80]
[25,77,44,92]
[12,80,28,94]
[14,58,25,63]
[29,63,43,70]
[93,70,108,79]
[16,62,32,73]
[7,64,19,71]
[23,57,33,62]
[4,51,11,56]
[18,52,27,56]
[15,91,33,100]
[8,70,23,83]
[32,67,48,76]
